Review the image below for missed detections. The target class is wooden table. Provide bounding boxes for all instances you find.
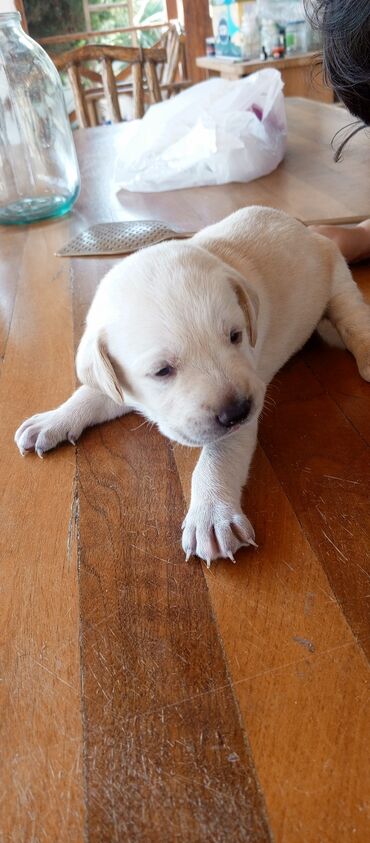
[1,99,370,843]
[196,52,334,103]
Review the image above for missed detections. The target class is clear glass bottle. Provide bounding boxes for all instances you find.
[0,12,80,225]
[241,3,261,60]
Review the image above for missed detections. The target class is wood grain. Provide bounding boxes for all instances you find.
[0,224,84,842]
[76,417,271,842]
[302,266,370,445]
[101,57,121,123]
[68,64,90,128]
[2,99,370,842]
[145,59,162,104]
[258,356,370,658]
[196,53,333,103]
[132,61,144,119]
[183,0,212,82]
[0,228,27,362]
[53,45,167,70]
[173,439,370,843]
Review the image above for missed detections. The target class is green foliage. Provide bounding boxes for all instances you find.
[24,0,165,47]
[24,0,85,38]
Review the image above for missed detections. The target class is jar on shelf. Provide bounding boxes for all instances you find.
[0,12,80,225]
[241,3,261,61]
[285,20,309,53]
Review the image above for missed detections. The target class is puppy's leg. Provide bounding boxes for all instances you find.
[182,422,258,566]
[327,255,370,381]
[15,386,133,457]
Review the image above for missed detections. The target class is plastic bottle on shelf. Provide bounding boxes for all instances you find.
[260,19,280,58]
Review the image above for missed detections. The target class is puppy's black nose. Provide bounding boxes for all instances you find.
[216,397,252,428]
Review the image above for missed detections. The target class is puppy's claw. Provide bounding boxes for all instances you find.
[68,435,76,446]
[248,538,258,548]
[227,551,236,563]
[185,550,192,562]
[206,558,212,570]
[36,448,44,459]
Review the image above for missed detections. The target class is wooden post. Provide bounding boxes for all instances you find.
[166,0,178,20]
[67,65,90,128]
[144,60,162,104]
[183,0,212,83]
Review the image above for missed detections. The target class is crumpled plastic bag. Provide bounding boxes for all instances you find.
[115,69,287,193]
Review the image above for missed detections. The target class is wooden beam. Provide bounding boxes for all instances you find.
[166,0,178,19]
[183,0,212,83]
[39,22,168,47]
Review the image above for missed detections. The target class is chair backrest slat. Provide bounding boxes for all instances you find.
[67,64,89,128]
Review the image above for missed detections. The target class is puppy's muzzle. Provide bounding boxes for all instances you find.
[216,397,252,429]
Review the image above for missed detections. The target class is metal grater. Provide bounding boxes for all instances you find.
[56,220,194,257]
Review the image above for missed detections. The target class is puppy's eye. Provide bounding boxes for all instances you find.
[230,329,242,344]
[155,365,175,378]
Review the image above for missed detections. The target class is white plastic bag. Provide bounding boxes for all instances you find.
[115,69,287,193]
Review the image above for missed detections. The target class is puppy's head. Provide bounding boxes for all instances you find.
[76,242,265,446]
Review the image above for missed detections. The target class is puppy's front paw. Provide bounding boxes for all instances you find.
[15,410,81,457]
[182,501,256,567]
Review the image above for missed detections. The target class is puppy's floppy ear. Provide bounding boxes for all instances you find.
[230,276,259,348]
[76,329,124,404]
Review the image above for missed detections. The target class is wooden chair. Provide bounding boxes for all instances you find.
[86,25,192,115]
[157,24,192,97]
[113,26,192,102]
[53,44,166,127]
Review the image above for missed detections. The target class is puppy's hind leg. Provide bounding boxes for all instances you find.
[326,254,370,381]
[15,386,133,457]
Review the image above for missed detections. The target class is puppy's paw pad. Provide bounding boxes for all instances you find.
[182,502,256,566]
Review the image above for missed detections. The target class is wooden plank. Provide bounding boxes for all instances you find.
[132,61,144,119]
[258,356,370,657]
[166,0,178,19]
[101,57,122,123]
[68,139,272,838]
[196,52,322,75]
[53,45,166,69]
[302,265,370,445]
[2,100,370,840]
[0,223,84,841]
[40,22,169,48]
[173,441,370,843]
[68,64,90,128]
[196,55,334,102]
[0,229,26,362]
[76,415,272,842]
[183,0,212,82]
[144,59,162,104]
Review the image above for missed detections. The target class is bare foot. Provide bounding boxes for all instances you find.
[312,220,370,264]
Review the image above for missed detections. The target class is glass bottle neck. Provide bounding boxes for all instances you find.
[0,12,22,31]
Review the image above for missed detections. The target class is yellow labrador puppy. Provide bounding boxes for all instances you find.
[15,207,370,565]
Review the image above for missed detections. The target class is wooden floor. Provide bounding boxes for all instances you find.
[1,100,370,842]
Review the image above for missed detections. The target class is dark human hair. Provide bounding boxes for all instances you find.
[305,1,370,124]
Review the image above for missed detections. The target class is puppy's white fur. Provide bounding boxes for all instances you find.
[15,207,370,564]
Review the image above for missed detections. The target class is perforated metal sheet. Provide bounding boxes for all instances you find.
[57,220,194,257]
